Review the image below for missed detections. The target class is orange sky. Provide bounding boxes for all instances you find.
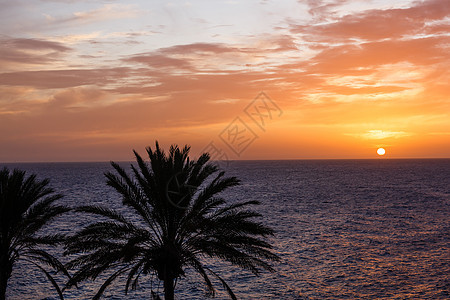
[0,0,449,162]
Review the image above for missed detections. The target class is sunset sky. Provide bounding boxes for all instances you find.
[1,0,449,162]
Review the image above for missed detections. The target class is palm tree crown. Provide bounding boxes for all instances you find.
[65,142,279,299]
[0,167,70,300]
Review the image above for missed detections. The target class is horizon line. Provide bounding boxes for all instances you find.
[2,157,450,164]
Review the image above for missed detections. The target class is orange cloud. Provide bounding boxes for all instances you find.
[0,68,130,89]
[297,0,450,41]
[0,37,71,68]
[0,0,448,161]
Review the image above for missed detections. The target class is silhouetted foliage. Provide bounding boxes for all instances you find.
[0,167,70,300]
[65,142,279,299]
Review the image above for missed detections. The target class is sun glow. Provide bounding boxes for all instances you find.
[377,148,386,156]
[0,0,449,162]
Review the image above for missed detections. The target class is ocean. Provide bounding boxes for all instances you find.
[3,159,449,299]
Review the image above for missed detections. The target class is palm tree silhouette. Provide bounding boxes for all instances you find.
[0,167,70,300]
[65,142,279,299]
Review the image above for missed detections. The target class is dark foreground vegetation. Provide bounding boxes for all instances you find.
[1,142,279,299]
[0,168,70,300]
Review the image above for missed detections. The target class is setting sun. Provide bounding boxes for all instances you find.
[0,0,449,162]
[377,148,386,156]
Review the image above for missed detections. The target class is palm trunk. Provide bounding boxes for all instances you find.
[163,276,175,300]
[0,272,7,300]
[0,255,10,300]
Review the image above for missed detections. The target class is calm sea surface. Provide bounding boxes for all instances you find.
[3,159,449,299]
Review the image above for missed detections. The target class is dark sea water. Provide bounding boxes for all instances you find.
[3,159,449,299]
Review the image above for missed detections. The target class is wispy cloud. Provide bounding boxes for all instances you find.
[298,0,450,41]
[0,68,130,89]
[0,37,71,68]
[0,0,448,161]
[346,130,412,140]
[43,3,141,27]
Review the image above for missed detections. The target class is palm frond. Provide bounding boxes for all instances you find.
[93,266,129,300]
[22,258,65,300]
[124,258,146,294]
[206,268,237,300]
[186,255,215,297]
